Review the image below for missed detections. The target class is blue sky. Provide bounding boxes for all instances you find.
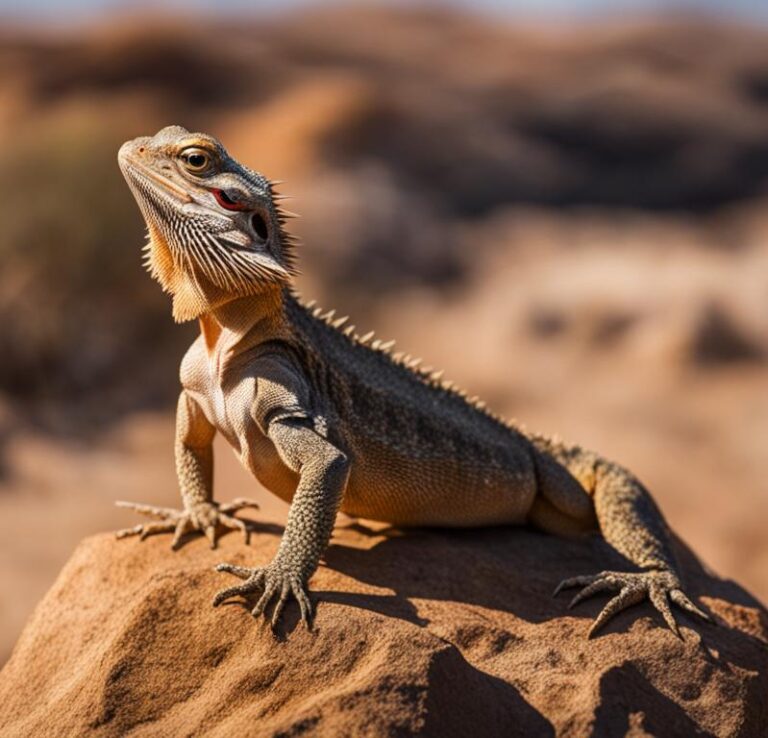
[0,0,766,24]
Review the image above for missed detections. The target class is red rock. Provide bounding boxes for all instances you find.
[0,524,765,736]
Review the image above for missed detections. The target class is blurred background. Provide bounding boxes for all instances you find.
[0,0,767,661]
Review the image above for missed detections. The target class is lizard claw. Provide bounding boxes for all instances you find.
[554,569,710,638]
[214,561,313,629]
[219,497,261,515]
[115,498,259,549]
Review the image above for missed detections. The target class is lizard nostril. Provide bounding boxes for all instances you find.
[138,146,145,154]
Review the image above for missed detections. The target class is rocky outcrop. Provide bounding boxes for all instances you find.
[0,522,765,736]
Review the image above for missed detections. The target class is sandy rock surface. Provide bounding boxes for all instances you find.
[0,521,766,737]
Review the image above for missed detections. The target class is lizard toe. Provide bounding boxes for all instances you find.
[669,589,712,622]
[218,513,253,545]
[588,586,646,638]
[251,580,280,619]
[219,497,261,514]
[215,563,254,579]
[213,565,266,607]
[270,582,291,628]
[115,503,183,544]
[567,577,618,609]
[553,572,603,597]
[138,521,177,540]
[649,584,681,638]
[290,576,313,629]
[558,569,709,638]
[203,524,218,549]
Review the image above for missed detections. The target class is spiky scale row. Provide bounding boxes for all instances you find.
[298,296,512,428]
[268,181,301,276]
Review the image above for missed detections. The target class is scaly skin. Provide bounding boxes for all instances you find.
[116,126,710,637]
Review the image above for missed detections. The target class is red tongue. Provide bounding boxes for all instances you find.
[211,188,249,211]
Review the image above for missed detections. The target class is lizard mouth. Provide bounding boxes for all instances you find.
[121,154,193,204]
[211,188,250,211]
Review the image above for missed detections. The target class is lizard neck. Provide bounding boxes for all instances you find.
[198,287,289,358]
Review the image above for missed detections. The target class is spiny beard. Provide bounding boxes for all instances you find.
[139,203,290,322]
[173,216,290,294]
[125,166,298,321]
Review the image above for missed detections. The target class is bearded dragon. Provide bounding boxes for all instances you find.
[116,126,710,637]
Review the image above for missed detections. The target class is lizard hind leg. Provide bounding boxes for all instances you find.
[528,495,594,537]
[536,437,712,638]
[528,451,598,537]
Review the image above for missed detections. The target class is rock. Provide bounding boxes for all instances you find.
[0,522,766,737]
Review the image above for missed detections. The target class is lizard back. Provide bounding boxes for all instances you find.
[282,293,538,526]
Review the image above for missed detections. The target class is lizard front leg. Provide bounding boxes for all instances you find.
[214,395,349,628]
[116,390,259,548]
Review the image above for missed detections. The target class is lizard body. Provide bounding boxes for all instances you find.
[116,126,709,637]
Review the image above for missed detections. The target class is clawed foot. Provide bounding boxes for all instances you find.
[213,562,313,629]
[554,569,711,638]
[115,498,260,549]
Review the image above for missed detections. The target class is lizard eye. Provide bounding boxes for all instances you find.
[180,147,211,173]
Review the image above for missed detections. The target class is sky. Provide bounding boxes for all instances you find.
[0,0,766,24]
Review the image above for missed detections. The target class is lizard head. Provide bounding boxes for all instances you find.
[118,125,297,321]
